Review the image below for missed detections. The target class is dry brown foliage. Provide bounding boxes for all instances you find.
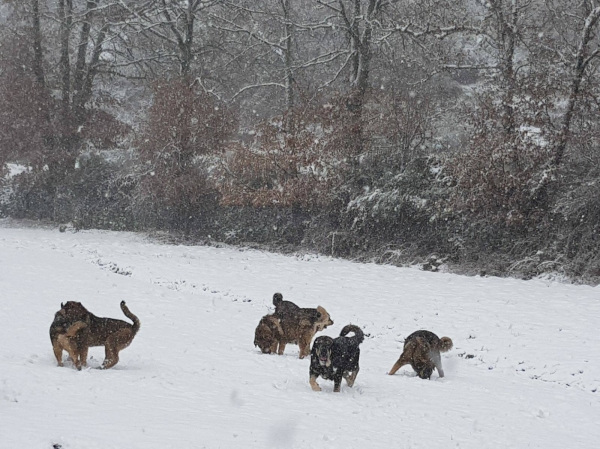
[450,95,552,225]
[137,79,234,228]
[217,98,354,209]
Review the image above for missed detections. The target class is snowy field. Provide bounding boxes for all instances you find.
[1,220,599,449]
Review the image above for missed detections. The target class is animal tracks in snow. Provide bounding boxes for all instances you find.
[91,258,132,276]
[149,277,253,304]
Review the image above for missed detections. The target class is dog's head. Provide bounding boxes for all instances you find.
[412,337,434,379]
[51,310,68,325]
[314,306,333,332]
[312,335,334,367]
[254,315,281,354]
[414,360,434,379]
[58,301,90,320]
[49,310,70,335]
[272,293,283,307]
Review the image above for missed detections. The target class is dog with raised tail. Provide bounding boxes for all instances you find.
[55,301,140,369]
[309,324,364,392]
[388,330,453,379]
[271,293,333,358]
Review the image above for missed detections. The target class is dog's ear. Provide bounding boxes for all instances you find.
[316,306,327,318]
[61,302,64,308]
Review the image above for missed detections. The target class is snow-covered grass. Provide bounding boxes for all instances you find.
[1,220,599,448]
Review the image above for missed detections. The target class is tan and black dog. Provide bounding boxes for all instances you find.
[388,330,453,379]
[55,301,140,369]
[272,293,333,358]
[309,324,364,392]
[254,314,283,354]
[50,311,89,370]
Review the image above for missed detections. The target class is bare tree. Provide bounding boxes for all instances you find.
[121,0,225,87]
[526,0,600,206]
[547,1,600,169]
[212,0,298,109]
[40,1,151,164]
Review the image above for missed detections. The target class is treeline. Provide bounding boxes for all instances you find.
[1,0,600,283]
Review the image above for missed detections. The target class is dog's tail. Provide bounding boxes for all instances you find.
[272,293,283,307]
[120,301,141,335]
[439,336,453,352]
[340,324,364,345]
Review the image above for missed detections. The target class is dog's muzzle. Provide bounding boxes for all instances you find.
[318,351,331,367]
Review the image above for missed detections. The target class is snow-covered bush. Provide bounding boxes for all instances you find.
[6,154,135,230]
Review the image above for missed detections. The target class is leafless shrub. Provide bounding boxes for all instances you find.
[450,93,552,226]
[0,32,52,169]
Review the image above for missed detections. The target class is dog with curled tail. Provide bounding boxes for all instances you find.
[55,301,140,369]
[388,330,453,379]
[309,324,364,392]
[271,293,333,359]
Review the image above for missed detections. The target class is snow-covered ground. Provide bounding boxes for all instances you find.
[1,220,599,449]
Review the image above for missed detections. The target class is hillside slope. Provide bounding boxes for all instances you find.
[1,222,599,448]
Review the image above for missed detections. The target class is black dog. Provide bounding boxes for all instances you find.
[272,292,321,322]
[309,325,364,392]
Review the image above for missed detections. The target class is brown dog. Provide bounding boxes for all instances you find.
[254,314,283,354]
[272,293,333,358]
[56,301,141,369]
[50,311,89,370]
[388,330,453,379]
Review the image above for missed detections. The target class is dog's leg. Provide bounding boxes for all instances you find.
[277,342,287,356]
[63,341,83,371]
[389,354,410,375]
[101,340,118,369]
[76,344,88,369]
[101,345,119,369]
[101,329,131,369]
[309,375,322,392]
[79,345,89,367]
[52,340,64,367]
[298,335,312,359]
[344,369,359,387]
[69,343,82,371]
[57,334,80,368]
[431,350,445,378]
[269,341,278,354]
[62,339,81,371]
[333,373,344,392]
